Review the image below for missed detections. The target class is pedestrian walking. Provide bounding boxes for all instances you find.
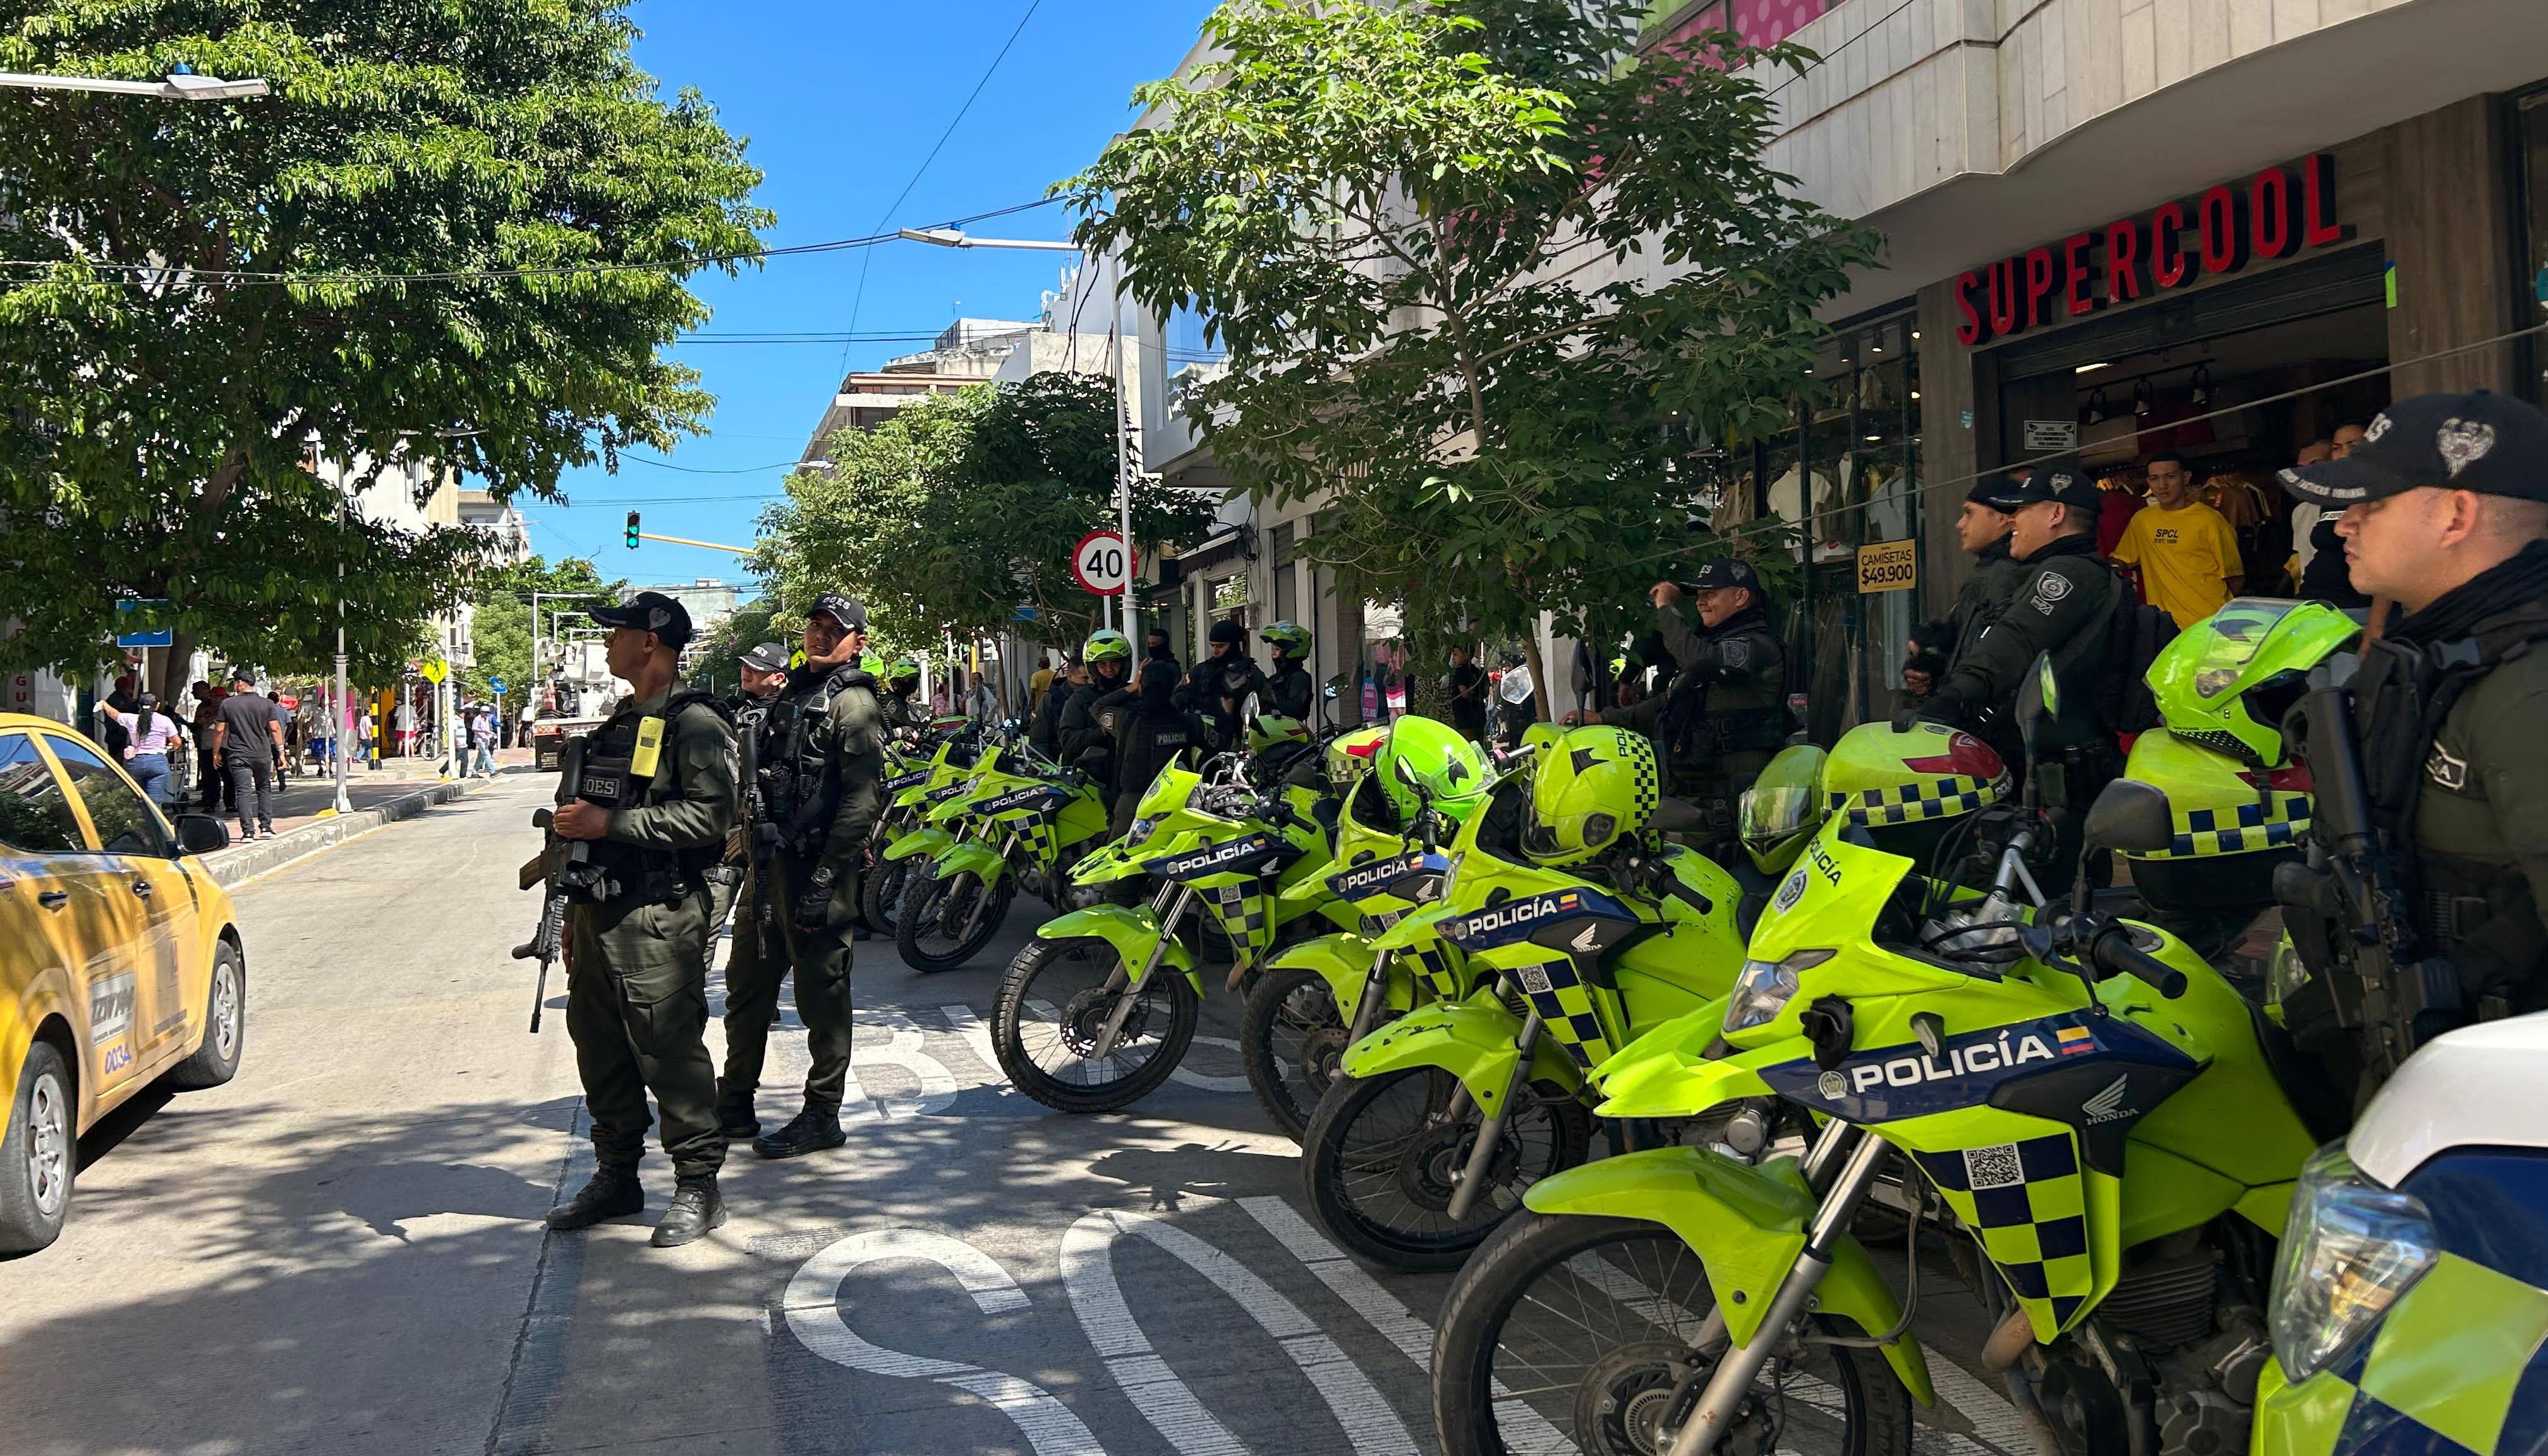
[270,692,298,783]
[212,671,282,839]
[104,691,183,807]
[543,592,740,1247]
[394,698,416,757]
[472,703,498,777]
[191,679,233,813]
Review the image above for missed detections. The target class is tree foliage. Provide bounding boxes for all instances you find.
[757,372,1214,652]
[1064,0,1878,707]
[0,0,770,691]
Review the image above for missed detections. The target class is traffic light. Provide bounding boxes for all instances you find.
[624,510,640,549]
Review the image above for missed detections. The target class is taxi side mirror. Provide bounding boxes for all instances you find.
[174,814,230,856]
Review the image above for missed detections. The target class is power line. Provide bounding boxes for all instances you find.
[619,454,802,475]
[0,197,1059,289]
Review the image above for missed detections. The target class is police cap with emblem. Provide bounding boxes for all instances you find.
[2278,391,2548,506]
[1685,556,1766,597]
[1967,473,2028,514]
[590,590,695,648]
[2011,457,2100,515]
[739,641,791,674]
[807,593,870,633]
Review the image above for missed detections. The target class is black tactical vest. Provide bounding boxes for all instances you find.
[578,691,726,903]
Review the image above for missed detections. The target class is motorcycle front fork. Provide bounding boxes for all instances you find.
[1445,988,1545,1223]
[954,832,1019,941]
[1663,1120,1890,1456]
[1341,949,1398,1048]
[1089,883,1193,1061]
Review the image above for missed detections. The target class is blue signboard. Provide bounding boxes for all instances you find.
[488,675,507,696]
[114,599,173,648]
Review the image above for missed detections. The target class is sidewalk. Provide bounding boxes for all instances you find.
[188,747,545,888]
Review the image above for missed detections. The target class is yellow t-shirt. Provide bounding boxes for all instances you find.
[2113,500,2243,628]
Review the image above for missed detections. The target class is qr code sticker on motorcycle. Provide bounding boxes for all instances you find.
[1519,964,1553,995]
[1963,1143,2025,1191]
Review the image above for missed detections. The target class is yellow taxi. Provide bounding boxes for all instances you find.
[1,712,245,1253]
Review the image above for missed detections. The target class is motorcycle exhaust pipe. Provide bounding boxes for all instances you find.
[1445,1012,1541,1223]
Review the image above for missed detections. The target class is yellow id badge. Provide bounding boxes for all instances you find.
[631,717,667,779]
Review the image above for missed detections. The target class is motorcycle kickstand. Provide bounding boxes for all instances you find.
[1445,1011,1541,1223]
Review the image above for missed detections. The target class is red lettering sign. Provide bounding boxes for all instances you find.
[1953,156,2343,344]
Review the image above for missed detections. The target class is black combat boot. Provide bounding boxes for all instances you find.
[752,1107,847,1161]
[650,1175,727,1248]
[545,1167,643,1231]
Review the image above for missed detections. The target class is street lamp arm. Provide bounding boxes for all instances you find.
[0,70,270,99]
[896,227,1080,253]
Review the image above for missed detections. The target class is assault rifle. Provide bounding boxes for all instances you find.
[513,742,616,1032]
[2273,683,2451,1085]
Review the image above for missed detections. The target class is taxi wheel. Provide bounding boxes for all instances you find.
[167,940,245,1091]
[0,1040,74,1254]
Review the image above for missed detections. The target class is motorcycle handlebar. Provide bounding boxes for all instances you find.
[2083,921,2187,998]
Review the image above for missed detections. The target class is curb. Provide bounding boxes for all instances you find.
[200,776,505,889]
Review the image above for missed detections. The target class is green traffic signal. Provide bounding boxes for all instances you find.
[624,510,640,549]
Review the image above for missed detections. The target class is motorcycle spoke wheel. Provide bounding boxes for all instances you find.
[1302,1068,1589,1272]
[1434,1214,1914,1456]
[1239,964,1348,1143]
[992,937,1198,1113]
[895,870,1014,973]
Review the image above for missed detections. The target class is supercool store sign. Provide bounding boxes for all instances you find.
[1953,155,2350,347]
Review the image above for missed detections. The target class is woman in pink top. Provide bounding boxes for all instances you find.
[105,690,185,807]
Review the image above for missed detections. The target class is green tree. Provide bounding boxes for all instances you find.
[459,555,622,711]
[0,0,770,695]
[758,372,1212,654]
[1063,0,1876,712]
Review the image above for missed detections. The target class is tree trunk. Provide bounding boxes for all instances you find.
[157,631,196,700]
[1522,619,1554,724]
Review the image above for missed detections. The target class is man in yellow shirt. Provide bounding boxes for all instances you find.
[2113,451,2244,628]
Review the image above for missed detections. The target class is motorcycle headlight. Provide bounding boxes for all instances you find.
[1126,816,1157,848]
[1723,948,1835,1033]
[2269,1144,2438,1382]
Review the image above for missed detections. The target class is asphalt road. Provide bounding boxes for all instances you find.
[1,774,2029,1456]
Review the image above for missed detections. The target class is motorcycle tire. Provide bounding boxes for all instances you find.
[1432,1210,1914,1456]
[1238,963,1349,1143]
[895,868,1015,974]
[1301,1067,1589,1273]
[859,856,913,938]
[993,936,1198,1114]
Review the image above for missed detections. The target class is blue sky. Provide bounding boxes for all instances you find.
[526,0,1216,588]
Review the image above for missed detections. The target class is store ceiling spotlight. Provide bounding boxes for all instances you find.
[2133,378,2156,416]
[2190,363,2214,406]
[2087,389,2109,425]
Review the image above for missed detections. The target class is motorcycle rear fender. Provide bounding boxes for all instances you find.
[883,826,956,864]
[929,841,1009,886]
[1266,932,1414,1022]
[1036,903,1202,993]
[1521,1146,1935,1408]
[1339,997,1581,1118]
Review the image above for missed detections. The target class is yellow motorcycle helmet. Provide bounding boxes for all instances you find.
[1376,713,1492,825]
[1326,724,1389,796]
[1522,725,1660,866]
[1824,720,2010,861]
[1738,743,1828,873]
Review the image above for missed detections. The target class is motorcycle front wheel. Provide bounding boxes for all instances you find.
[1301,1067,1590,1272]
[1431,1211,1915,1456]
[993,936,1198,1113]
[895,868,1016,973]
[1239,964,1350,1143]
[860,856,914,937]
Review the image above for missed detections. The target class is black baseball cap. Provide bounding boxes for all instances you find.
[1967,474,2027,513]
[1687,557,1765,595]
[2012,457,2099,514]
[807,593,868,633]
[739,641,791,673]
[590,591,695,648]
[2279,391,2548,506]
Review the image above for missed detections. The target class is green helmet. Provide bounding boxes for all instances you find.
[1248,713,1311,754]
[1738,743,1829,873]
[1823,720,2008,854]
[1326,724,1390,795]
[1376,714,1491,825]
[883,655,921,692]
[2147,598,2357,767]
[1522,725,1659,866]
[1261,621,1312,659]
[1083,629,1132,664]
[1520,721,1565,758]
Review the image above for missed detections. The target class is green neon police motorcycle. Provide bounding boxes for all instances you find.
[1299,725,1754,1272]
[859,722,989,935]
[1426,765,2350,1456]
[895,735,1112,973]
[990,732,1354,1113]
[1239,715,1495,1140]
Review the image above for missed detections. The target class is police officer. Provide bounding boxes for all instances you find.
[2279,391,2548,1037]
[1144,625,1179,669]
[1031,655,1083,757]
[1108,658,1213,838]
[1260,621,1316,721]
[1905,475,2030,741]
[877,656,927,736]
[544,592,739,1247]
[1570,557,1786,846]
[1177,620,1270,750]
[707,643,794,959]
[1058,629,1136,788]
[719,593,887,1161]
[1917,459,2122,875]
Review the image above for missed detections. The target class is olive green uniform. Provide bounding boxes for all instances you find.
[1610,603,1786,837]
[1919,538,2028,672]
[721,664,886,1119]
[562,688,739,1180]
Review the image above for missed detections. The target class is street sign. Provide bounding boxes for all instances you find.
[114,598,173,648]
[420,658,449,684]
[1070,529,1135,597]
[487,675,507,696]
[1856,539,1917,594]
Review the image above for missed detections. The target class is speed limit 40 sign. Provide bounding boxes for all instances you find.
[1071,529,1136,596]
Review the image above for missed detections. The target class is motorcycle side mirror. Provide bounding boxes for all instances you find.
[2083,779,2175,856]
[1242,691,1261,724]
[2014,652,2054,747]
